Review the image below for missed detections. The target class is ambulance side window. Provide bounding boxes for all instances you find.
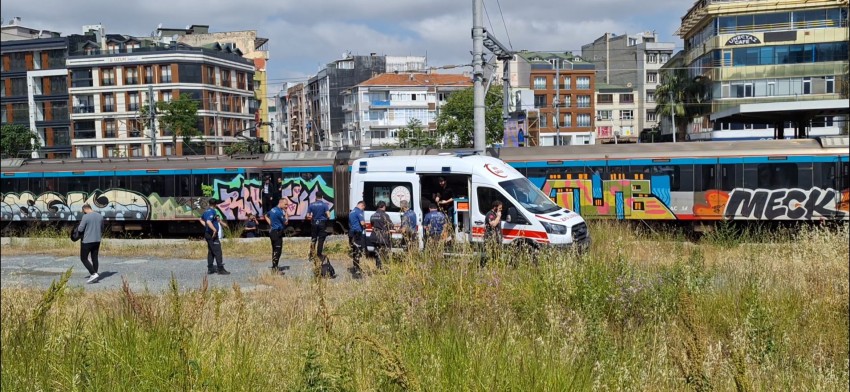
[363,181,412,213]
[476,186,526,224]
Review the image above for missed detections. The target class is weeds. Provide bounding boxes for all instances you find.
[1,222,848,391]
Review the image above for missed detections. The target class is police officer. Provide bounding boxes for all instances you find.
[201,199,229,275]
[400,200,418,251]
[370,201,392,269]
[481,200,503,267]
[265,198,289,273]
[422,203,447,249]
[306,194,331,263]
[349,200,367,274]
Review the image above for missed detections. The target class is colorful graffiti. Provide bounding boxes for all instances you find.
[2,189,151,221]
[279,174,335,220]
[209,174,262,220]
[723,187,848,220]
[540,172,677,220]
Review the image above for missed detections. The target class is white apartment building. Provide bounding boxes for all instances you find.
[595,84,640,143]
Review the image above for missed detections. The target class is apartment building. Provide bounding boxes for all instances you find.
[677,0,848,141]
[594,84,640,143]
[1,19,69,158]
[343,72,471,148]
[582,32,676,135]
[66,25,255,157]
[286,82,311,151]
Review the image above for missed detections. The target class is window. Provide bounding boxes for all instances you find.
[101,68,115,86]
[576,77,590,90]
[647,53,658,63]
[124,67,138,85]
[646,72,658,83]
[597,110,612,120]
[499,178,560,215]
[803,77,811,94]
[646,90,656,103]
[563,77,571,90]
[102,93,115,112]
[160,65,172,83]
[161,91,172,102]
[826,76,835,93]
[477,186,514,221]
[71,69,93,88]
[646,111,657,122]
[10,78,27,96]
[577,95,591,108]
[620,110,634,120]
[104,119,117,138]
[539,114,548,128]
[534,94,547,108]
[364,182,412,213]
[577,114,591,127]
[562,114,571,127]
[128,92,140,111]
[749,163,798,189]
[660,53,670,63]
[597,94,613,104]
[560,95,571,107]
[533,77,547,90]
[619,94,634,103]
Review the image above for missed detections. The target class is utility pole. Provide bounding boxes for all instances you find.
[670,91,676,143]
[472,0,486,153]
[555,60,561,146]
[502,58,510,142]
[148,85,157,156]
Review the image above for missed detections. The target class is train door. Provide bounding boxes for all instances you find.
[692,160,722,219]
[719,158,743,219]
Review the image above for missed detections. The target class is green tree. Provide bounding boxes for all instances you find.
[397,118,437,148]
[436,85,504,148]
[655,70,711,141]
[0,124,40,158]
[141,93,200,154]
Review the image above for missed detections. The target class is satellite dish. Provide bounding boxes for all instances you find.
[626,82,633,88]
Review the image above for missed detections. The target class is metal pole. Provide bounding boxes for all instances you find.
[472,0,486,152]
[148,85,157,156]
[502,58,510,136]
[555,60,560,146]
[670,91,676,143]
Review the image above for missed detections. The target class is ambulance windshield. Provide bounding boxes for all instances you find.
[499,178,560,214]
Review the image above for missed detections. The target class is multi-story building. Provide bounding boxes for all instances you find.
[65,25,255,158]
[307,53,428,150]
[677,0,848,141]
[160,25,270,141]
[286,82,311,151]
[594,83,640,143]
[1,18,70,158]
[582,32,676,135]
[271,82,299,152]
[507,51,596,146]
[343,72,472,148]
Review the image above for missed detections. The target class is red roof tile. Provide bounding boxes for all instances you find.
[358,73,472,87]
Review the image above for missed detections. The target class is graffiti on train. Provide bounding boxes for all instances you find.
[2,189,151,221]
[279,174,335,220]
[723,187,848,220]
[209,174,262,220]
[540,172,676,220]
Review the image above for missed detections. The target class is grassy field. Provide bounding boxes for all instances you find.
[1,221,848,391]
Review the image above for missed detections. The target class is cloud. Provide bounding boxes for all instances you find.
[3,0,689,89]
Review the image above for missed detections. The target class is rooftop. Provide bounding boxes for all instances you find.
[358,73,472,87]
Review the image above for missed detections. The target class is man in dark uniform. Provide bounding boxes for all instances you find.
[265,198,289,273]
[306,194,331,265]
[422,203,447,249]
[481,200,503,267]
[433,177,455,229]
[262,177,273,212]
[348,200,367,274]
[369,201,392,269]
[201,199,230,275]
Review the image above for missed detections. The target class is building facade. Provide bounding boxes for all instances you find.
[65,26,255,158]
[595,84,640,143]
[286,82,311,151]
[582,32,676,134]
[344,72,472,148]
[513,51,597,146]
[677,0,848,141]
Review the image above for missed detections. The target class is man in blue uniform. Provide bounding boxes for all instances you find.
[348,200,367,274]
[265,198,289,273]
[306,194,331,263]
[400,200,418,251]
[201,199,229,275]
[422,203,446,249]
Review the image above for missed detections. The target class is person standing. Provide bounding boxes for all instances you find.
[201,199,230,275]
[244,213,259,238]
[262,176,273,212]
[433,177,455,227]
[399,200,418,251]
[481,200,503,267]
[423,203,447,249]
[306,195,331,264]
[348,200,367,274]
[370,201,392,269]
[265,198,288,273]
[77,204,103,284]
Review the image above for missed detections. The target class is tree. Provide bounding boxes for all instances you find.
[0,124,40,158]
[140,93,200,154]
[396,118,436,148]
[655,70,711,141]
[436,85,504,148]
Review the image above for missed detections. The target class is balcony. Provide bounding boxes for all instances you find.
[104,131,117,138]
[128,104,140,111]
[73,105,95,114]
[73,130,97,139]
[103,105,115,112]
[371,100,391,107]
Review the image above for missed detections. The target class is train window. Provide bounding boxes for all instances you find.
[192,175,207,197]
[755,163,797,189]
[842,162,849,190]
[364,181,412,213]
[44,177,60,193]
[694,165,716,191]
[29,178,43,194]
[68,176,100,192]
[140,175,172,196]
[796,163,813,189]
[813,163,837,190]
[1,178,21,193]
[628,164,685,191]
[54,177,70,194]
[720,164,739,191]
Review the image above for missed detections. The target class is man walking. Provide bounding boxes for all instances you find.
[481,200,503,267]
[77,204,103,284]
[370,201,392,269]
[306,194,331,265]
[201,199,230,275]
[348,200,367,274]
[265,198,289,273]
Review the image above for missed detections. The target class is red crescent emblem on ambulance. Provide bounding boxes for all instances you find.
[485,163,507,178]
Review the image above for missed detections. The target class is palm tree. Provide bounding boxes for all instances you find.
[655,70,712,142]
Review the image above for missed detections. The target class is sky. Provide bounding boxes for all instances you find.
[3,0,693,96]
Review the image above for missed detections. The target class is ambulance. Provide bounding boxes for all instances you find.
[350,152,590,252]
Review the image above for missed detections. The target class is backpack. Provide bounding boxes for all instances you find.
[70,226,81,242]
[320,256,337,279]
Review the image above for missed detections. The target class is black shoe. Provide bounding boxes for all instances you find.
[208,268,217,274]
[217,268,231,275]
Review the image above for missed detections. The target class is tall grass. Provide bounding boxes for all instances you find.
[1,221,848,390]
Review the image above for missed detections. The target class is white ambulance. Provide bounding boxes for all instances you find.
[349,152,590,251]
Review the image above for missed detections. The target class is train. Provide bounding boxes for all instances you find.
[1,136,847,236]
